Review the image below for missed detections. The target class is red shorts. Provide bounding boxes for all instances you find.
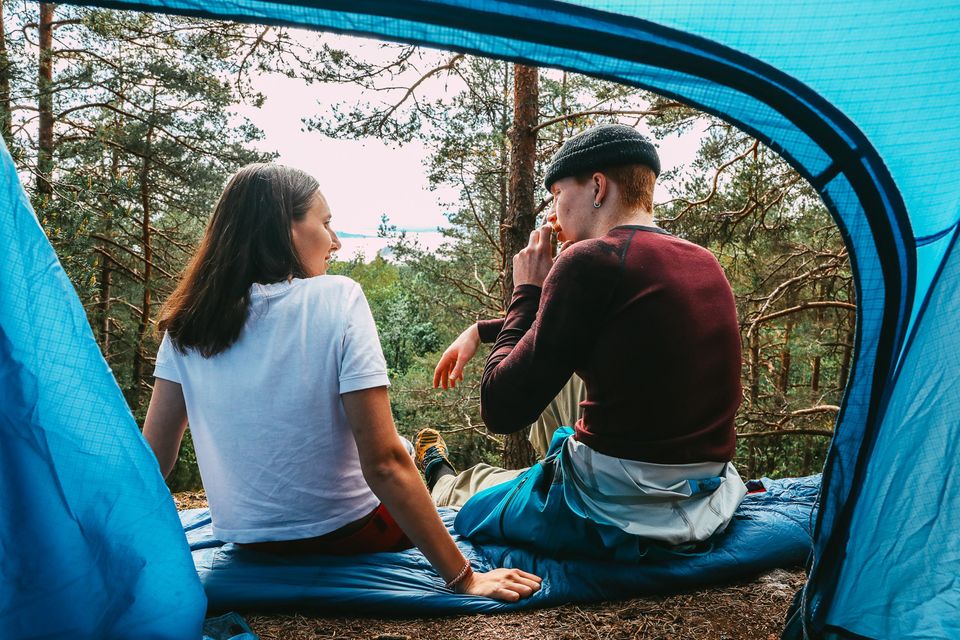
[241,504,414,556]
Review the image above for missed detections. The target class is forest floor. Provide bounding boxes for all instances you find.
[175,491,803,640]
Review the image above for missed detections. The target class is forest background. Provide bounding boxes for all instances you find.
[2,4,855,490]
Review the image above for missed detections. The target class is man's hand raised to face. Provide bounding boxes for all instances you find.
[512,225,555,288]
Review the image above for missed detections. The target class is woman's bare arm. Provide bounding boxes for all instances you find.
[341,386,541,601]
[142,378,189,478]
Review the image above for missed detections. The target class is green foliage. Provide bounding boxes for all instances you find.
[387,355,502,471]
[328,256,499,469]
[166,430,203,491]
[310,50,851,480]
[328,255,442,376]
[4,6,278,491]
[4,4,853,492]
[736,435,829,480]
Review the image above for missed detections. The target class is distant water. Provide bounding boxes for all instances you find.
[334,231,448,262]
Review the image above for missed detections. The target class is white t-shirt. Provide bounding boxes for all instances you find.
[154,275,389,543]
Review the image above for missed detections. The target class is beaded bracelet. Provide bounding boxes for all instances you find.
[444,560,473,590]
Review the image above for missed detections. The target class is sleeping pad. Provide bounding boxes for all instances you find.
[182,475,818,615]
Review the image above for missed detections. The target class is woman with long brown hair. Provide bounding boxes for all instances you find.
[142,163,540,600]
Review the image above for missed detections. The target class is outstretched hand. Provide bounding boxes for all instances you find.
[458,567,543,602]
[433,323,481,389]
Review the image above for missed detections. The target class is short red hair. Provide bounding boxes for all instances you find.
[575,164,656,212]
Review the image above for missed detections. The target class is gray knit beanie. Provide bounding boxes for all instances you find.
[543,124,660,190]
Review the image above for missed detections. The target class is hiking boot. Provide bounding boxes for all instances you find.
[414,428,456,478]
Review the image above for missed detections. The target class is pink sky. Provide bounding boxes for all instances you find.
[235,32,703,239]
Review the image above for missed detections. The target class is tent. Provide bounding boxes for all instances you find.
[2,1,957,638]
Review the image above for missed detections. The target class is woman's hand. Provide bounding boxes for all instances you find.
[458,567,543,602]
[433,323,480,389]
[513,225,555,288]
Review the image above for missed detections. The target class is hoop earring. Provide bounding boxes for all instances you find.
[593,201,602,209]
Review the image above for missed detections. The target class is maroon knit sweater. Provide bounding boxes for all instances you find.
[478,226,741,464]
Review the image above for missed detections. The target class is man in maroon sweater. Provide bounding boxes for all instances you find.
[419,125,746,547]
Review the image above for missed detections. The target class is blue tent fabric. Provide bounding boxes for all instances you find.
[0,139,207,637]
[182,476,818,615]
[5,1,960,638]
[827,224,960,638]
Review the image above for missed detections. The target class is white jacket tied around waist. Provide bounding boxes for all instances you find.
[563,436,747,546]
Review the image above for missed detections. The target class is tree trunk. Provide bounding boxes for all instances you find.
[0,2,13,147]
[778,321,793,394]
[811,279,824,392]
[749,330,760,404]
[131,91,156,410]
[97,253,112,357]
[501,64,539,306]
[96,139,124,358]
[811,355,821,392]
[838,313,855,391]
[499,64,539,469]
[496,64,510,298]
[36,3,55,200]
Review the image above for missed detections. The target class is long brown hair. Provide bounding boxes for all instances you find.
[159,163,320,357]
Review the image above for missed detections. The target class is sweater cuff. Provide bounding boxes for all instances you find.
[476,318,504,344]
[510,284,542,308]
[504,284,542,329]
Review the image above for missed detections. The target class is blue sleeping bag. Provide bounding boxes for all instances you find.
[182,475,818,614]
[455,427,743,562]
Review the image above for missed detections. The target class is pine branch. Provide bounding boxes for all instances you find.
[751,301,855,326]
[660,139,759,223]
[738,428,834,439]
[531,105,681,133]
[90,233,176,279]
[373,53,464,136]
